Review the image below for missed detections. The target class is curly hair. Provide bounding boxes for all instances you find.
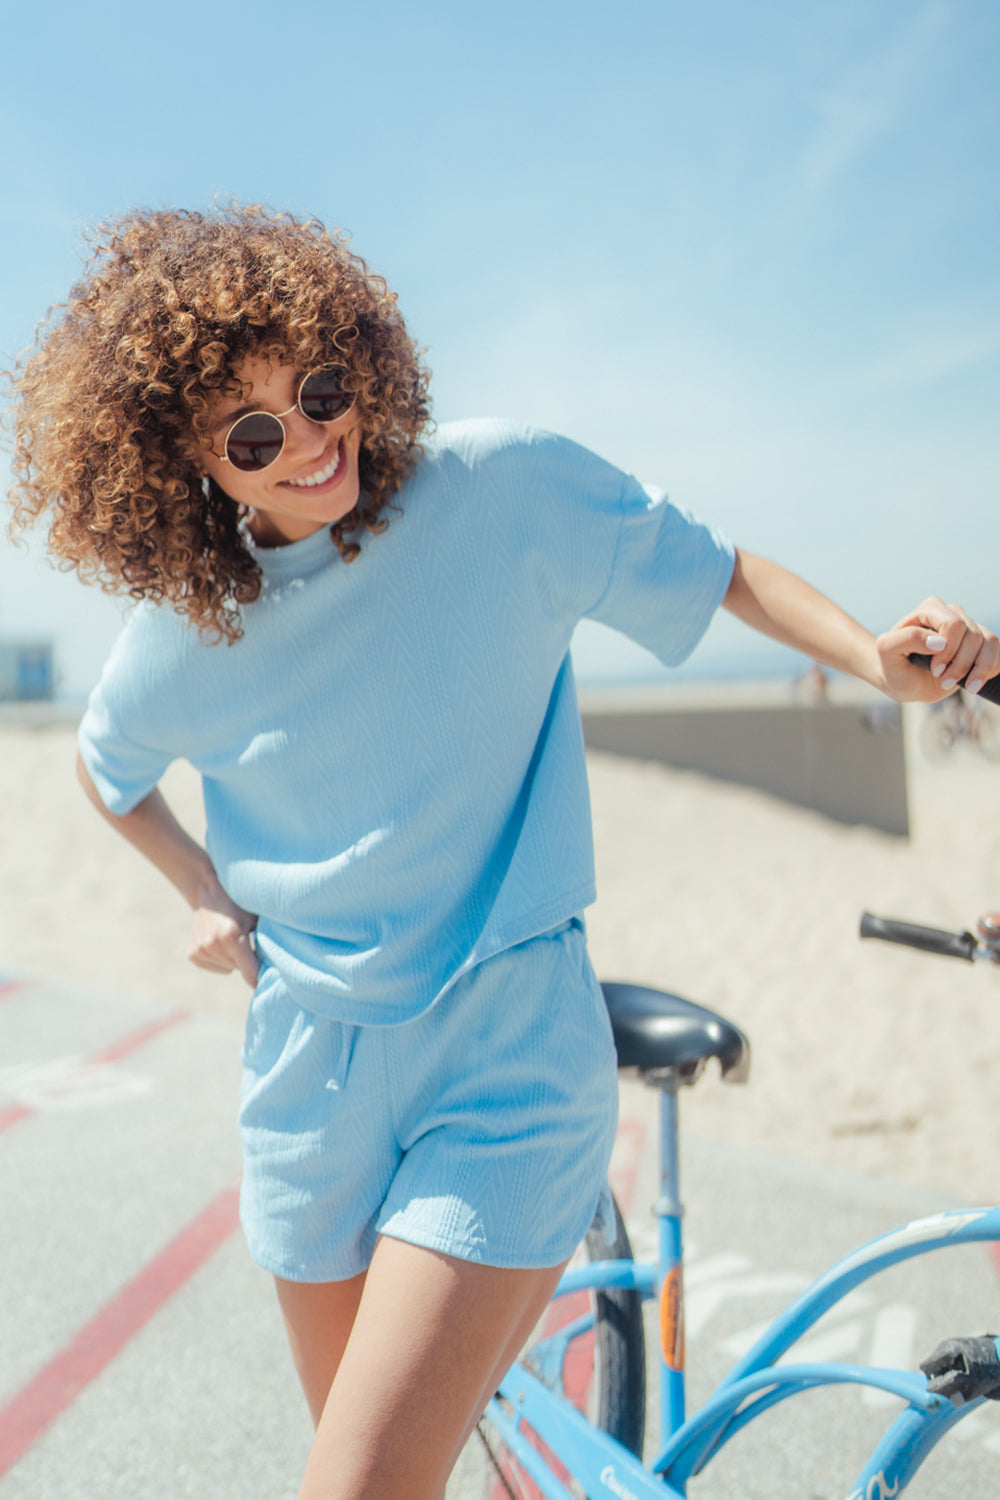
[4,204,431,641]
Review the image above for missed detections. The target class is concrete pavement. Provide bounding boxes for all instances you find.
[1,971,998,1498]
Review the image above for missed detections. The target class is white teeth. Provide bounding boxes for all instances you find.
[286,451,340,487]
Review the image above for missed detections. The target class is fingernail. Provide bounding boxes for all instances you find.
[969,679,984,694]
[926,633,948,650]
[942,678,957,691]
[931,662,945,677]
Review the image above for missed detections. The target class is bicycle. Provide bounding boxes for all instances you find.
[917,693,1000,762]
[448,959,1000,1498]
[905,646,1000,762]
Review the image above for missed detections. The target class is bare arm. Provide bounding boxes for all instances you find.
[722,550,1000,701]
[76,753,259,986]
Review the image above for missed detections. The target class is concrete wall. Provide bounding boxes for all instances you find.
[579,690,909,837]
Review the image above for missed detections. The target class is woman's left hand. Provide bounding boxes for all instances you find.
[876,598,1000,701]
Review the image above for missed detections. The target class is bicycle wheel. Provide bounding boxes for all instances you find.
[447,1195,646,1499]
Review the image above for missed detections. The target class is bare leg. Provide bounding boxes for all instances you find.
[275,1270,367,1429]
[281,1234,566,1500]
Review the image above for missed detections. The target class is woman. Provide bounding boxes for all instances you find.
[6,203,996,1499]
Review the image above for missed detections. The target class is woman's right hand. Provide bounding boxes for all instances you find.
[76,757,261,987]
[189,889,260,986]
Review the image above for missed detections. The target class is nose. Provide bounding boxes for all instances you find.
[282,406,330,459]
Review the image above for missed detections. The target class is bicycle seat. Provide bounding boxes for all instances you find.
[601,982,750,1084]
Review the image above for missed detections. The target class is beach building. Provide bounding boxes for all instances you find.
[0,638,54,700]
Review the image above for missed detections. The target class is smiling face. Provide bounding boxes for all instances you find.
[199,354,364,547]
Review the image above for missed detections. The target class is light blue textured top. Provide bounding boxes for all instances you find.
[78,420,735,1024]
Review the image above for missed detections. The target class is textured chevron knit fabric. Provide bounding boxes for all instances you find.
[78,419,734,1025]
[238,918,620,1278]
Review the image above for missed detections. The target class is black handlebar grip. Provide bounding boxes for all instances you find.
[859,911,977,962]
[908,653,1000,707]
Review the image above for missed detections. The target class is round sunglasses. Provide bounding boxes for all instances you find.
[217,366,355,473]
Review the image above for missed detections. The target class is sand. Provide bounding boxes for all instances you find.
[2,710,998,1205]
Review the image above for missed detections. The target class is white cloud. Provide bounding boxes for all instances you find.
[801,3,953,197]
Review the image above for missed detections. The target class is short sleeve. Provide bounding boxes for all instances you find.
[585,479,735,666]
[479,423,735,666]
[77,615,177,815]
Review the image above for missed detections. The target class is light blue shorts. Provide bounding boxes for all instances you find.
[237,919,619,1282]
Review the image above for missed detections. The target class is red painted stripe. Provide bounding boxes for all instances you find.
[0,1104,32,1134]
[0,1187,241,1478]
[0,1010,190,1138]
[0,979,26,1001]
[608,1115,646,1216]
[88,1009,189,1066]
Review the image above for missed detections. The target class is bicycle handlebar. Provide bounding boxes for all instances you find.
[859,911,980,962]
[908,653,1000,707]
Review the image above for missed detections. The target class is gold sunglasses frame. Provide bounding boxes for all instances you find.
[218,366,356,471]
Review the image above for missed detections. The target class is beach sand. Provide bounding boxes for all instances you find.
[2,712,998,1205]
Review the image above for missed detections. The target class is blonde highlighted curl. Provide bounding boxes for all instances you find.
[4,204,431,641]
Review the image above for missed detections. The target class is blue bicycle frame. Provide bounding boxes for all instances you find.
[483,1075,1000,1499]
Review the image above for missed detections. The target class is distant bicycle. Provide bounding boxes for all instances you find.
[918,692,1000,761]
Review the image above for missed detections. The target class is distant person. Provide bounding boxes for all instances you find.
[794,661,830,703]
[5,204,997,1500]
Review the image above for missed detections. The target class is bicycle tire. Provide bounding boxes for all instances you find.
[446,1195,646,1499]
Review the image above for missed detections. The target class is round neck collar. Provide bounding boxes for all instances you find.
[245,524,338,580]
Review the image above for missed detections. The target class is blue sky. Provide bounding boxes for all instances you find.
[1,0,997,697]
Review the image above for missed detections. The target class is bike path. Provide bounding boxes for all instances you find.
[1,972,998,1498]
[0,971,312,1499]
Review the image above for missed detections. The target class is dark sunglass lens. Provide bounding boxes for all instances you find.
[299,367,353,422]
[226,412,285,471]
